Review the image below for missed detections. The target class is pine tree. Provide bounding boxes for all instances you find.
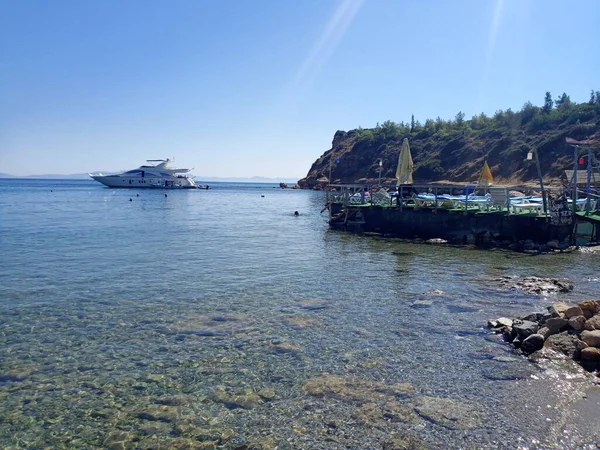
[455,111,465,126]
[410,114,415,132]
[589,90,596,105]
[543,91,553,113]
[555,92,572,111]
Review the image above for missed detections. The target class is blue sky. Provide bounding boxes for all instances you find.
[1,0,599,178]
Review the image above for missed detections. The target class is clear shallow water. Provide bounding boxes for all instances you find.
[1,178,599,449]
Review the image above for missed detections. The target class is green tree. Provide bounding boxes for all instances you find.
[410,114,415,132]
[455,111,465,126]
[520,101,539,124]
[543,91,553,113]
[424,118,436,134]
[589,90,596,105]
[435,116,446,131]
[381,120,399,138]
[555,92,573,111]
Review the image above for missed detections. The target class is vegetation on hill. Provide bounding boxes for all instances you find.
[299,91,600,188]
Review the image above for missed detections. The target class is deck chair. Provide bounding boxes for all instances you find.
[487,187,510,211]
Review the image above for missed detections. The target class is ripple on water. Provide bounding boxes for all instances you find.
[1,180,600,449]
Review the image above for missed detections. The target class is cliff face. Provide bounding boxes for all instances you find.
[298,103,600,189]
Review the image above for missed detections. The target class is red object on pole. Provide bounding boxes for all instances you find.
[579,157,585,165]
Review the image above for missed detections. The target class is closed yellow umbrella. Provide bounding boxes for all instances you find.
[395,138,414,186]
[478,161,493,186]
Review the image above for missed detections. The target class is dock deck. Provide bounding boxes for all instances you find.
[326,183,578,245]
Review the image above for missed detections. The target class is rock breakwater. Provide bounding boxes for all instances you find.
[488,300,600,378]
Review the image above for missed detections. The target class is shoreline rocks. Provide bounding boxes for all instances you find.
[493,276,573,295]
[488,300,600,377]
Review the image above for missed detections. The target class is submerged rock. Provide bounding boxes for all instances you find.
[209,386,261,410]
[494,277,573,295]
[300,299,329,310]
[411,396,482,430]
[282,315,321,329]
[381,435,429,450]
[136,404,180,422]
[273,341,302,356]
[302,374,414,402]
[353,401,420,426]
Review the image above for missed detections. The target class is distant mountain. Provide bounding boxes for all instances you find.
[0,172,299,183]
[0,173,91,179]
[192,176,299,184]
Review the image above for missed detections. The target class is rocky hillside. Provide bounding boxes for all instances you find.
[299,92,600,189]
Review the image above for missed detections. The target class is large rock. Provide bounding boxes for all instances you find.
[581,347,600,361]
[512,320,539,339]
[577,300,600,314]
[522,313,543,323]
[568,315,587,331]
[537,326,551,339]
[548,302,570,317]
[544,317,568,334]
[544,332,581,359]
[564,306,583,319]
[521,334,545,354]
[580,330,600,347]
[583,315,600,331]
[496,317,513,328]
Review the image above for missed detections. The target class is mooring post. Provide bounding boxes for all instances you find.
[399,186,403,211]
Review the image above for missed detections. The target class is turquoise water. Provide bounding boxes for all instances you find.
[0,178,599,449]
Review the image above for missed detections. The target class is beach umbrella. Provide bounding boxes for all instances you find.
[395,138,413,186]
[478,160,493,186]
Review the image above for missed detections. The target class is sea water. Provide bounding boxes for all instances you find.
[0,178,599,449]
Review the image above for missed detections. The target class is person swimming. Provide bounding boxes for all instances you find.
[294,211,299,216]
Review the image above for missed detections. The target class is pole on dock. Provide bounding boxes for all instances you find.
[586,146,592,215]
[572,144,578,220]
[533,148,547,216]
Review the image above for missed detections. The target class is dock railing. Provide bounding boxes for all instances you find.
[327,183,578,218]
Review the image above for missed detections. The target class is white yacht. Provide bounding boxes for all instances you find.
[89,159,198,189]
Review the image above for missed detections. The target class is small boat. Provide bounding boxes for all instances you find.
[89,159,198,189]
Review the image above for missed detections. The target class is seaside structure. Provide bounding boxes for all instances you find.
[566,138,600,243]
[325,138,600,248]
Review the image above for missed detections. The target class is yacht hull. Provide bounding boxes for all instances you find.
[90,175,197,189]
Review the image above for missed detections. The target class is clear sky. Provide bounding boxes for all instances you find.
[1,0,599,178]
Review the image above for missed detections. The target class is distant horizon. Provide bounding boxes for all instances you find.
[0,171,300,183]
